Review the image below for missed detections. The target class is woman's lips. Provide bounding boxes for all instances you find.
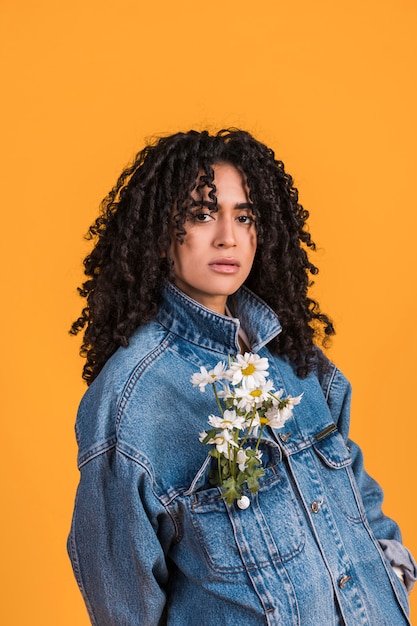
[208,258,240,273]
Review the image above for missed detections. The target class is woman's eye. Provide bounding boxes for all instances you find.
[237,215,255,225]
[193,212,213,223]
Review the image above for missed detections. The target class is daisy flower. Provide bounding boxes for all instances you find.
[265,393,303,429]
[212,430,238,457]
[233,379,275,412]
[237,447,263,472]
[227,352,269,390]
[191,362,227,392]
[208,409,246,431]
[237,448,249,472]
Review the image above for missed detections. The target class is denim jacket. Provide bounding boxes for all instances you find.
[68,282,416,625]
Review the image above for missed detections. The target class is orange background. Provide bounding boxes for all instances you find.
[1,1,416,623]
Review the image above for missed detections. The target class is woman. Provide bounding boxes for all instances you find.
[68,129,416,625]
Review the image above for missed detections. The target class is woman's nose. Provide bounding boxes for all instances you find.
[214,218,237,248]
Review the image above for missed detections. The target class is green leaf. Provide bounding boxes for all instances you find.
[201,429,218,445]
[246,469,264,493]
[209,469,220,486]
[221,477,242,506]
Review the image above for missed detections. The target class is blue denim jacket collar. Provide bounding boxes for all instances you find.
[156,282,282,354]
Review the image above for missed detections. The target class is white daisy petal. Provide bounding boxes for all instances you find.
[191,361,228,391]
[228,353,270,390]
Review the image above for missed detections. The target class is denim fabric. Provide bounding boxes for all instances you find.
[68,282,415,625]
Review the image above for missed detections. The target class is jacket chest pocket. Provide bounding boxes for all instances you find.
[311,431,366,524]
[182,442,305,574]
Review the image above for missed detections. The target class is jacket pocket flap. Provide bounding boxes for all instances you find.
[313,430,352,469]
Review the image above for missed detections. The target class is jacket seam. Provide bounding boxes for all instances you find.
[323,363,337,402]
[116,443,181,542]
[115,333,176,432]
[67,503,99,624]
[78,437,117,468]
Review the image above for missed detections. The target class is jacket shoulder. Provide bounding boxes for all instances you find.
[312,348,352,437]
[74,320,170,464]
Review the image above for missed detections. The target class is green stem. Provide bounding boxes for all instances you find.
[254,424,265,453]
[231,429,240,478]
[268,390,287,409]
[227,441,233,476]
[212,383,224,416]
[240,407,257,448]
[217,452,222,485]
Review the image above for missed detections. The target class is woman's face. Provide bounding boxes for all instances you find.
[170,163,257,314]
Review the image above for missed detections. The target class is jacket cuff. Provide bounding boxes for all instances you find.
[379,538,417,592]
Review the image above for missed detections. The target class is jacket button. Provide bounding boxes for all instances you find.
[310,500,322,513]
[338,575,352,589]
[237,495,250,510]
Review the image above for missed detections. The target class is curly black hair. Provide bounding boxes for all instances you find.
[71,129,334,385]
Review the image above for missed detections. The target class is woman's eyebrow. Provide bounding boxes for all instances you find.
[234,203,254,210]
[190,199,216,208]
[190,200,254,210]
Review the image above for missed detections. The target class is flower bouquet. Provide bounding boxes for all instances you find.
[192,353,302,508]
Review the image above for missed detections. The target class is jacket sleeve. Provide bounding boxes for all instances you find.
[323,363,417,592]
[68,445,175,625]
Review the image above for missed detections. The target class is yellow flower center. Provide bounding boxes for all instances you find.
[242,364,256,376]
[250,389,262,397]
